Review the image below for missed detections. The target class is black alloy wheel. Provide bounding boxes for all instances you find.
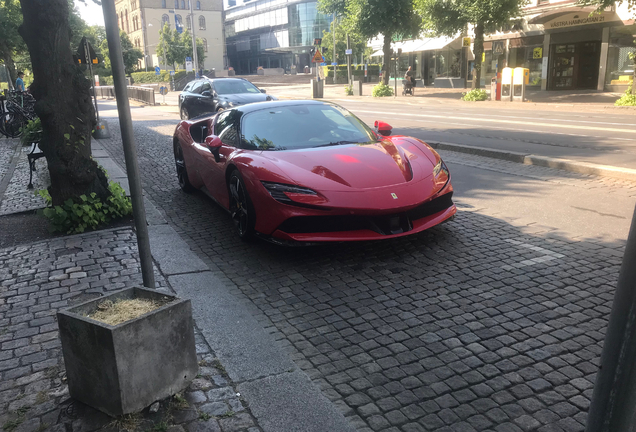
[174,142,194,193]
[180,105,189,120]
[228,170,255,240]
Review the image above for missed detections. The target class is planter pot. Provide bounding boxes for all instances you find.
[228,70,235,76]
[57,287,198,417]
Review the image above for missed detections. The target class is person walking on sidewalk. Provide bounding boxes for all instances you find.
[404,66,416,96]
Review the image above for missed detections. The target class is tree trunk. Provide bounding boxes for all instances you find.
[632,55,635,96]
[0,41,17,85]
[18,0,109,206]
[472,21,485,90]
[382,32,391,86]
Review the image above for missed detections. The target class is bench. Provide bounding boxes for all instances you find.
[27,141,45,189]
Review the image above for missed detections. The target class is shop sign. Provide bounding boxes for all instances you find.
[533,47,543,59]
[545,12,619,29]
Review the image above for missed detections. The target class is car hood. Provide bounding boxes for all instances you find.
[259,140,435,190]
[219,93,271,105]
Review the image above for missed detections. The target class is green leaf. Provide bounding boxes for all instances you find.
[64,133,70,140]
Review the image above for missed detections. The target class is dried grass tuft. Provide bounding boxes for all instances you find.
[86,298,169,325]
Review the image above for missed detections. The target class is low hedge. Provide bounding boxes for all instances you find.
[98,70,187,86]
[322,64,381,78]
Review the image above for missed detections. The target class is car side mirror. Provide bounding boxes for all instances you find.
[201,90,212,97]
[205,135,222,162]
[260,89,267,94]
[374,121,392,137]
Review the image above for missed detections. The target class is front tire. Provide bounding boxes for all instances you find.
[174,142,194,193]
[228,170,255,241]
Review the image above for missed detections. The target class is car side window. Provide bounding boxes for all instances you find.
[201,82,211,93]
[214,111,231,136]
[183,83,193,92]
[220,126,238,147]
[191,82,204,94]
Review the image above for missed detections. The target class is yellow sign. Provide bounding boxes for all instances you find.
[533,47,543,59]
[463,37,471,47]
[312,48,323,63]
[482,52,485,63]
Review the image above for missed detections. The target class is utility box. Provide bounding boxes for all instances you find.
[352,79,363,96]
[501,67,513,102]
[513,67,529,102]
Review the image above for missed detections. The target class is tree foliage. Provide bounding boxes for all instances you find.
[99,30,143,74]
[318,0,423,84]
[321,19,371,64]
[0,0,27,83]
[578,0,636,15]
[417,0,527,88]
[157,23,206,70]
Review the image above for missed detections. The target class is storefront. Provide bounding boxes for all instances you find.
[482,5,635,92]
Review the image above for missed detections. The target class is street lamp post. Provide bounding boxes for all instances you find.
[189,0,199,76]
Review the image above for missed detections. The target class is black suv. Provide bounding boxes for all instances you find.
[178,77,276,120]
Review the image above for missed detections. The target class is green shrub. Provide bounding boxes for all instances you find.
[615,83,636,106]
[344,85,353,96]
[322,64,381,78]
[38,182,132,234]
[99,75,114,85]
[372,83,394,97]
[19,118,42,146]
[461,89,488,101]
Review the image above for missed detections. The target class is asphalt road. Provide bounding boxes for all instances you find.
[330,99,636,169]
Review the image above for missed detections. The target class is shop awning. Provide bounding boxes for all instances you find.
[369,35,460,56]
[527,6,598,24]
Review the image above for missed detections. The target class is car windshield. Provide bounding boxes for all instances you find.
[241,104,377,151]
[214,80,261,95]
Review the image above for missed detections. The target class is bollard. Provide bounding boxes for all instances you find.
[353,80,363,96]
[513,67,529,102]
[312,79,323,98]
[501,67,513,102]
[93,119,111,139]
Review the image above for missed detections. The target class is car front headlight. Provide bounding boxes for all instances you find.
[262,182,317,202]
[433,159,448,178]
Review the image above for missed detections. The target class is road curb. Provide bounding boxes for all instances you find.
[428,141,636,182]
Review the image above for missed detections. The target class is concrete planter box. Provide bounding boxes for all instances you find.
[257,68,284,76]
[228,70,235,76]
[57,287,198,417]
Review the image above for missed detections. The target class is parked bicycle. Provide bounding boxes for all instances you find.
[0,90,37,138]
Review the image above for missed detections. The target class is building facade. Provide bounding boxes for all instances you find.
[372,0,635,92]
[114,0,225,72]
[223,0,332,75]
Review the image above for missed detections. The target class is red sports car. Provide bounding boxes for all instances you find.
[173,100,456,244]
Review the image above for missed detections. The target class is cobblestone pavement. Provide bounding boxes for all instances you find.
[99,120,629,432]
[0,144,48,216]
[0,139,19,185]
[0,227,263,432]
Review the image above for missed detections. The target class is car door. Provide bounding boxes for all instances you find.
[185,81,204,117]
[199,110,239,208]
[196,81,217,116]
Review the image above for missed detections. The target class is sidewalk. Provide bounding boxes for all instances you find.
[0,137,352,431]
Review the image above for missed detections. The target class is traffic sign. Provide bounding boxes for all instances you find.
[533,47,543,59]
[463,37,471,47]
[159,86,169,95]
[186,56,192,62]
[331,62,337,66]
[312,48,323,63]
[345,49,352,55]
[170,70,175,76]
[320,62,326,66]
[493,41,505,56]
[155,66,161,75]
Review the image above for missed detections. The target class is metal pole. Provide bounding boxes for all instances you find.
[346,34,351,86]
[586,205,636,432]
[85,39,100,124]
[394,53,397,97]
[101,0,155,289]
[189,0,198,77]
[332,13,336,65]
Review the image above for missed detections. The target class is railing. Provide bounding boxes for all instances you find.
[93,86,155,105]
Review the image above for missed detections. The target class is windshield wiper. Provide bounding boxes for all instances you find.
[315,140,360,148]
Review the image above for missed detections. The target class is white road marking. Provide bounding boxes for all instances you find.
[352,109,636,134]
[501,239,565,271]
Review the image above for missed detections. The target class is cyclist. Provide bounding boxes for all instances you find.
[15,72,25,92]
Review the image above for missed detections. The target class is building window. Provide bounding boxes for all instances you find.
[187,15,192,30]
[199,15,206,30]
[197,1,201,9]
[162,0,166,7]
[175,0,179,8]
[162,14,170,27]
[203,38,208,52]
[176,14,182,26]
[125,10,129,32]
[228,0,235,6]
[181,0,185,9]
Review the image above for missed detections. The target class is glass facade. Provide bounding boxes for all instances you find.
[288,2,331,47]
[606,25,636,86]
[508,36,544,87]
